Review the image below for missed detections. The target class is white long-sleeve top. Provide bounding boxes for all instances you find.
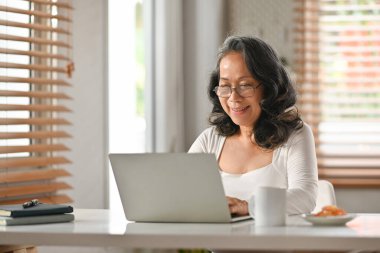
[188,123,318,215]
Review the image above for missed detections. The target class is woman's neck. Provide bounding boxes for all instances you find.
[237,126,255,144]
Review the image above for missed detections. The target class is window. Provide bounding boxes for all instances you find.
[0,0,73,204]
[108,0,146,211]
[295,0,380,187]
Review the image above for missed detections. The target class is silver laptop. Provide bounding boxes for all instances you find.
[109,153,252,223]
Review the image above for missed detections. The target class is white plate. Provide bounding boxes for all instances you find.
[302,213,356,226]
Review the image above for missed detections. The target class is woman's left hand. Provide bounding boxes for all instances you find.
[226,196,249,216]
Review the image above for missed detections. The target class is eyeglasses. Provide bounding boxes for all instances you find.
[213,84,261,98]
[23,199,41,208]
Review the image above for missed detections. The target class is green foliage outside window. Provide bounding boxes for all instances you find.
[135,1,145,117]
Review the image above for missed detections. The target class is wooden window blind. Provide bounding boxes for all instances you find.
[0,0,74,204]
[294,0,380,187]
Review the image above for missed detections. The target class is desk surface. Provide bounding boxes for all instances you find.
[1,209,380,251]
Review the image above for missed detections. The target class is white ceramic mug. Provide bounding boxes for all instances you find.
[253,186,287,226]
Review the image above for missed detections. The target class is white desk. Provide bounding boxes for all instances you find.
[1,209,380,251]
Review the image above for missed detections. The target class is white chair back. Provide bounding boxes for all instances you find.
[313,180,337,213]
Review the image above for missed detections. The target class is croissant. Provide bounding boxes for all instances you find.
[314,205,347,217]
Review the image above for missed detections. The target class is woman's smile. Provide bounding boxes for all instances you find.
[230,105,250,114]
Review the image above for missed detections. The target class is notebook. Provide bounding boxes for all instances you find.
[0,203,73,218]
[0,214,74,226]
[109,153,252,223]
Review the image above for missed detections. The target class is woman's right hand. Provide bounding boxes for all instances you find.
[226,196,249,216]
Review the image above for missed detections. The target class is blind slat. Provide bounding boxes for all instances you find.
[321,15,380,22]
[0,156,71,169]
[321,36,380,43]
[295,26,380,33]
[0,194,72,205]
[0,48,70,61]
[0,33,71,48]
[0,76,71,86]
[301,108,380,116]
[298,87,380,94]
[0,131,71,139]
[317,151,380,158]
[0,5,72,22]
[295,78,319,84]
[318,158,380,168]
[295,48,319,54]
[300,96,380,104]
[0,144,70,154]
[0,90,71,99]
[319,168,380,178]
[320,57,380,63]
[0,118,71,126]
[0,19,71,35]
[294,17,319,23]
[320,178,380,188]
[0,182,72,198]
[299,78,380,84]
[297,67,380,74]
[0,168,71,183]
[26,0,73,10]
[0,62,67,73]
[303,117,380,124]
[0,104,71,112]
[295,5,380,12]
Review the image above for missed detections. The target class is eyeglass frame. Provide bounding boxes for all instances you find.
[213,83,261,98]
[23,199,41,209]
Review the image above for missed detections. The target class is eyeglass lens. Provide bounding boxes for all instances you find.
[214,85,258,98]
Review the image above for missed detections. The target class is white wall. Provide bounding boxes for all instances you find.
[64,0,108,209]
[336,189,380,213]
[183,0,225,149]
[227,0,295,66]
[38,0,111,252]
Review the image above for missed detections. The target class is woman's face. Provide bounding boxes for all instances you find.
[218,52,263,129]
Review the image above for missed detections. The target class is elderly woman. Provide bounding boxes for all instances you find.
[189,36,318,217]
